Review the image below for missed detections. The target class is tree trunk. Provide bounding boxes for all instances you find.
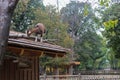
[0,0,19,66]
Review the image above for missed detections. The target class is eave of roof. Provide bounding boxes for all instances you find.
[8,38,67,53]
[8,31,69,54]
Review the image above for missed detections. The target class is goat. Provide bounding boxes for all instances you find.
[26,23,46,42]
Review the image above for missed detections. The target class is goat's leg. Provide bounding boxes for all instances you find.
[40,37,43,42]
[35,36,38,42]
[40,34,43,42]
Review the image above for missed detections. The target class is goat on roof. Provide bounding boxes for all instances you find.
[26,23,46,42]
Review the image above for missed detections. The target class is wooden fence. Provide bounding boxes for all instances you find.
[40,74,120,80]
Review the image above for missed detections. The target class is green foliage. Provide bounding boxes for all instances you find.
[11,0,37,32]
[61,2,99,38]
[11,0,45,32]
[103,19,118,30]
[98,0,110,7]
[39,54,69,74]
[61,2,105,70]
[39,55,53,67]
[84,4,89,16]
[102,3,120,58]
[75,31,105,70]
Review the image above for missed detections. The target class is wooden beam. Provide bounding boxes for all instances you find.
[55,54,58,58]
[20,49,24,56]
[7,46,65,57]
[40,51,44,57]
[7,46,43,56]
[5,54,31,64]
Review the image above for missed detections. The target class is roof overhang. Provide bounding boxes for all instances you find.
[7,31,69,57]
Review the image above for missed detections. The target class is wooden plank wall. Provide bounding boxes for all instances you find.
[0,57,39,80]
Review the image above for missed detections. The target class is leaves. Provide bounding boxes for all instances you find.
[11,0,36,32]
[39,55,69,68]
[103,19,118,30]
[61,2,105,70]
[84,4,89,16]
[102,3,120,58]
[98,0,110,7]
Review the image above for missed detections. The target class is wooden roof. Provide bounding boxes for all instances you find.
[7,31,69,57]
[70,61,80,65]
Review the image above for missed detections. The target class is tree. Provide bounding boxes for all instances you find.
[11,0,45,32]
[102,3,120,58]
[0,0,19,65]
[75,31,105,70]
[61,1,105,70]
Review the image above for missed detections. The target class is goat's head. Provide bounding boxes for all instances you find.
[26,29,31,37]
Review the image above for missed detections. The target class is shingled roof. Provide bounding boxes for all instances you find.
[8,31,69,54]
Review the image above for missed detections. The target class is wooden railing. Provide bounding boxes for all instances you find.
[40,75,79,80]
[40,74,120,80]
[40,70,120,80]
[77,70,120,75]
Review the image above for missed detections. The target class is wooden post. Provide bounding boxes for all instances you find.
[55,54,59,75]
[78,73,81,80]
[0,0,19,65]
[69,65,73,75]
[43,73,46,80]
[20,49,24,56]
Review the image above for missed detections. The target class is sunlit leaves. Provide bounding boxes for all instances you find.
[103,19,118,30]
[98,0,110,7]
[84,4,89,16]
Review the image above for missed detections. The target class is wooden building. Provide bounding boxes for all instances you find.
[0,31,68,80]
